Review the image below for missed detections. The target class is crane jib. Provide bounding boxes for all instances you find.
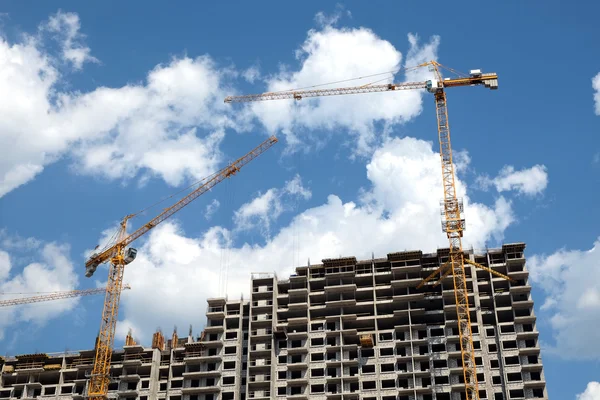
[84,136,278,277]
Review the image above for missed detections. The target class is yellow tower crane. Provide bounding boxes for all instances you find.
[0,285,130,307]
[83,136,278,400]
[224,62,509,399]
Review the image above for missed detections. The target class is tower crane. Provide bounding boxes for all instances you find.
[224,62,508,400]
[0,285,130,307]
[83,136,278,400]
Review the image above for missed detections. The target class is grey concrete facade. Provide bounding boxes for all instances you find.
[0,243,547,400]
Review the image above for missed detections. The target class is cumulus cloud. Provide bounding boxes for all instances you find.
[578,382,600,400]
[234,174,311,237]
[593,73,600,115]
[477,165,548,196]
[0,12,237,198]
[529,238,600,359]
[42,10,98,69]
[0,237,78,341]
[114,136,516,343]
[243,25,440,154]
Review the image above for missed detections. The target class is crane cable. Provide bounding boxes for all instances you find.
[263,62,439,96]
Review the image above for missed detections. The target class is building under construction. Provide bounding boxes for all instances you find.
[0,243,547,400]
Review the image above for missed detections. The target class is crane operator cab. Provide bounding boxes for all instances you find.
[124,248,137,265]
[426,79,443,94]
[85,248,138,278]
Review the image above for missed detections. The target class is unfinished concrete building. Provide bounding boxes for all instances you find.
[0,243,547,400]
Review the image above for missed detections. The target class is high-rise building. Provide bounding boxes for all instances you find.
[0,243,547,400]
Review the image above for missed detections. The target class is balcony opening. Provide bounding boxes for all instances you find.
[437,395,450,400]
[290,386,302,395]
[398,379,409,389]
[528,355,539,364]
[188,364,201,373]
[362,364,375,374]
[507,373,522,382]
[327,368,337,377]
[433,359,447,368]
[224,361,235,370]
[397,362,408,372]
[225,332,237,340]
[422,377,431,388]
[381,379,395,389]
[311,384,324,394]
[420,361,429,372]
[509,389,524,398]
[431,344,446,352]
[525,339,537,348]
[505,356,519,365]
[327,384,337,394]
[435,376,449,385]
[381,363,394,372]
[530,371,541,380]
[500,324,515,333]
[190,380,200,388]
[379,332,393,341]
[61,387,73,394]
[532,388,544,398]
[171,380,182,389]
[290,355,302,364]
[362,381,376,390]
[290,370,302,379]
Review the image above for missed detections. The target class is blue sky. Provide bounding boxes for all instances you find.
[0,0,599,398]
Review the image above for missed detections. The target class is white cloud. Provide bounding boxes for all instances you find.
[113,136,517,344]
[0,238,78,341]
[204,199,220,220]
[43,10,98,69]
[234,174,311,236]
[314,5,352,28]
[0,13,238,198]
[593,73,600,115]
[242,66,260,84]
[529,238,600,359]
[477,164,548,196]
[243,26,440,155]
[578,382,600,400]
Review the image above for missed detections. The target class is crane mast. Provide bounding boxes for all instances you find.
[0,285,130,307]
[225,62,500,400]
[85,136,278,400]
